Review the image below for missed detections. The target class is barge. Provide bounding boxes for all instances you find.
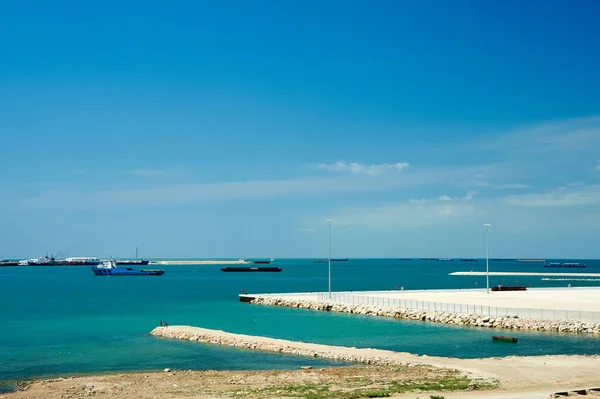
[544,262,586,268]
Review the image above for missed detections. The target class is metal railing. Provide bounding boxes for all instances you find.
[316,292,600,323]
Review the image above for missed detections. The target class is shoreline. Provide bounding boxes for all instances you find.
[149,325,600,397]
[5,325,600,398]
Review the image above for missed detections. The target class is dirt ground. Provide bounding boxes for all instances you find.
[1,365,490,399]
[2,356,598,399]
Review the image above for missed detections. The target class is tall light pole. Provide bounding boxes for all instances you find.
[326,219,333,298]
[484,223,491,294]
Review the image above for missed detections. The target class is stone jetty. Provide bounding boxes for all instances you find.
[150,326,428,367]
[249,296,600,335]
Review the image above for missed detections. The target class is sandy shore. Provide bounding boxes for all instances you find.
[149,326,600,392]
[5,325,600,399]
[158,326,600,398]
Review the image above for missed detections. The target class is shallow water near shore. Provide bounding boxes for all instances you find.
[2,258,600,393]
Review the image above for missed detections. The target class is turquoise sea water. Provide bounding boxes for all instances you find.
[2,258,600,393]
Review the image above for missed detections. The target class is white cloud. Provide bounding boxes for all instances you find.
[315,161,409,175]
[504,185,600,207]
[329,192,481,228]
[482,116,600,155]
[466,181,530,190]
[18,176,410,210]
[596,164,600,171]
[124,169,184,177]
[445,117,600,191]
[492,183,530,189]
[296,228,316,233]
[16,117,600,213]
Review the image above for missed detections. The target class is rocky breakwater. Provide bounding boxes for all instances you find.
[151,325,427,367]
[250,297,600,335]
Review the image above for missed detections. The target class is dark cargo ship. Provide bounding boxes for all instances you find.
[313,258,349,263]
[544,262,586,268]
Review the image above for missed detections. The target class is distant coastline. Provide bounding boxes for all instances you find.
[153,259,249,265]
[3,257,598,268]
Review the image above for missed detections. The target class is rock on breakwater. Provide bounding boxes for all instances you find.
[249,296,600,335]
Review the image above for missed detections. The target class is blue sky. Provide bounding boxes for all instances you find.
[1,0,599,259]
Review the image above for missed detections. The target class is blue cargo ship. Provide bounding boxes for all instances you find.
[91,260,164,276]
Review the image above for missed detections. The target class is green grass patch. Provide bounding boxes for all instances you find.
[226,376,496,399]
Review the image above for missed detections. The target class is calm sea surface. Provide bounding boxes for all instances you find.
[2,258,600,392]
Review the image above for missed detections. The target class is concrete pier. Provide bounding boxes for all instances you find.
[241,288,600,332]
[451,271,600,277]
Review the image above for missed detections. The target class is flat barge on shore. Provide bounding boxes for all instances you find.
[544,262,586,268]
[0,260,20,266]
[491,285,527,291]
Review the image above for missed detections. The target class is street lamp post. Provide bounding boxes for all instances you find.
[326,219,333,298]
[484,223,491,294]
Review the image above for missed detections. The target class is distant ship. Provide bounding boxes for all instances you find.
[115,247,149,265]
[221,266,282,272]
[22,256,56,266]
[91,260,164,276]
[239,258,276,264]
[66,257,101,265]
[313,258,349,263]
[0,259,20,266]
[544,262,586,268]
[460,258,478,262]
[491,258,517,261]
[419,258,437,261]
[115,259,150,266]
[436,258,453,261]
